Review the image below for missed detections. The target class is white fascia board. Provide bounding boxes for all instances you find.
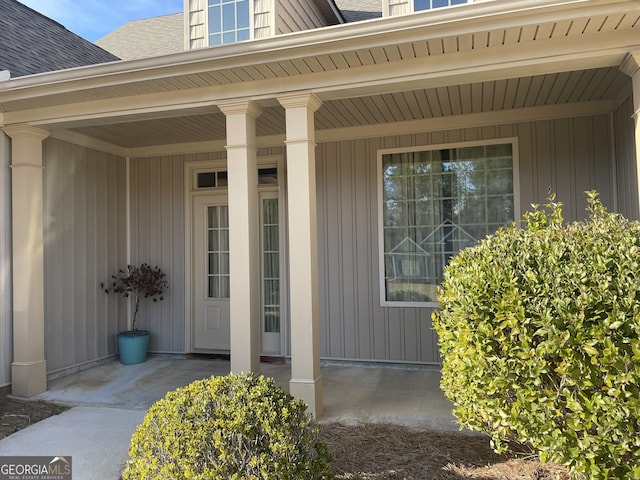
[0,0,635,101]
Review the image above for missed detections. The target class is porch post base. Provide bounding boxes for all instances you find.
[11,360,46,397]
[290,375,323,419]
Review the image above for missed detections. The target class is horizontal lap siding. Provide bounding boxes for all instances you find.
[44,139,127,372]
[316,115,613,364]
[0,133,11,386]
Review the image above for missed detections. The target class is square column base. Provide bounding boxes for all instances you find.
[290,375,323,419]
[11,360,47,397]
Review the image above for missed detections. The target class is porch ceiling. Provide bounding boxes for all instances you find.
[65,66,630,149]
[1,0,638,151]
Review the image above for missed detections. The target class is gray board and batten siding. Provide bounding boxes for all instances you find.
[316,115,615,365]
[613,96,639,221]
[43,139,128,374]
[29,108,628,376]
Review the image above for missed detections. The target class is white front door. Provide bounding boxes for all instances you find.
[192,195,230,351]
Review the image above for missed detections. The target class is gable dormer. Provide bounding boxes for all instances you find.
[185,0,344,49]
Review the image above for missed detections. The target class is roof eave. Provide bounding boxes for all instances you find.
[0,0,634,95]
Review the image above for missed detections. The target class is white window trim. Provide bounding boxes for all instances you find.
[377,137,520,308]
[205,0,255,47]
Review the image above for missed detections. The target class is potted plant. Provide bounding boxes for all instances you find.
[103,264,168,365]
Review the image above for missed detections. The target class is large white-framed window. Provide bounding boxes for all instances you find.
[378,139,519,307]
[208,0,251,46]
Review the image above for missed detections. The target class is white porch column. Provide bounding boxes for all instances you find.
[621,51,640,215]
[278,93,323,418]
[3,125,49,397]
[219,101,262,374]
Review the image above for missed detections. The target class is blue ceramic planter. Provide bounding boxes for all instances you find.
[117,330,150,365]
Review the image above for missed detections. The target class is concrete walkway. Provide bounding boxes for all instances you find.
[0,356,457,480]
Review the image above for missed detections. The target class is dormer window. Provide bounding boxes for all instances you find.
[414,0,467,11]
[208,0,250,46]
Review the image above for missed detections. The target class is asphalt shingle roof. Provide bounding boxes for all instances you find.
[96,13,184,60]
[335,0,382,22]
[0,0,119,78]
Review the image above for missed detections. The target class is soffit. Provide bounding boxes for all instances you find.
[1,0,638,116]
[66,66,629,149]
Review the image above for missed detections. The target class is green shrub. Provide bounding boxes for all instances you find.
[122,373,333,480]
[433,192,640,479]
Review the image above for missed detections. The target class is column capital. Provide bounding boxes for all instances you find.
[277,93,322,113]
[620,51,640,78]
[218,100,263,119]
[2,124,49,141]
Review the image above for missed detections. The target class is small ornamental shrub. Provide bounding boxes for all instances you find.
[122,373,333,480]
[103,263,167,332]
[433,192,640,479]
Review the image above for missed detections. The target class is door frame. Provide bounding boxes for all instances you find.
[184,156,287,355]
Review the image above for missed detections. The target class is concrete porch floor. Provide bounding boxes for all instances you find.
[0,356,459,480]
[37,355,458,430]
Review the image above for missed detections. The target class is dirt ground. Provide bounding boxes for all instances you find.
[1,388,576,479]
[0,387,67,440]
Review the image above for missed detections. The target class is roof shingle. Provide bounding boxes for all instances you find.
[0,0,119,78]
[96,13,184,60]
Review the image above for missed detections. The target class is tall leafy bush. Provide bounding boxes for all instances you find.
[433,192,640,478]
[122,373,333,480]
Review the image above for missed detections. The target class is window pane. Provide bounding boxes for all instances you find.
[264,307,280,333]
[237,0,249,28]
[222,2,235,30]
[219,276,230,298]
[237,29,250,42]
[208,206,218,228]
[198,172,216,188]
[219,206,229,228]
[381,144,514,303]
[414,0,429,11]
[209,6,221,33]
[209,276,218,298]
[220,253,229,275]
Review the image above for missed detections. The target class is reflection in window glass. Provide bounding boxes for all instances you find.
[381,144,514,303]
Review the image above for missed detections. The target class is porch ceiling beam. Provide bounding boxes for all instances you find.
[2,27,635,129]
[54,98,616,159]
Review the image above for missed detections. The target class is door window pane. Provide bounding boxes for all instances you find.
[207,206,230,299]
[262,198,280,334]
[381,143,514,303]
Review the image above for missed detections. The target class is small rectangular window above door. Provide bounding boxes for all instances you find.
[195,171,228,189]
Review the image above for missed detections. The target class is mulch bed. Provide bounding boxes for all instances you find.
[0,387,67,440]
[318,423,577,480]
